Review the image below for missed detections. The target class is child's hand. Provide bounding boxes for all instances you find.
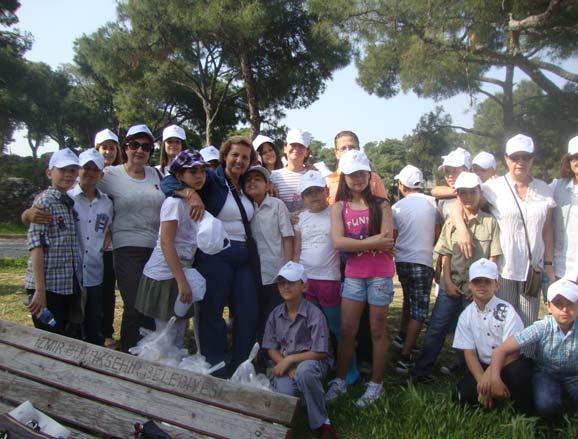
[477,369,492,396]
[27,205,52,225]
[287,365,297,380]
[272,357,292,377]
[369,234,394,252]
[445,281,463,298]
[490,377,510,400]
[27,289,46,317]
[177,281,193,304]
[186,191,205,221]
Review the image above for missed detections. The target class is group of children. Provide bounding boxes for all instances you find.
[22,127,578,439]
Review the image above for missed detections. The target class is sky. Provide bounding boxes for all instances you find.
[6,0,576,156]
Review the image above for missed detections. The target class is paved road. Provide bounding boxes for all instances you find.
[0,238,28,258]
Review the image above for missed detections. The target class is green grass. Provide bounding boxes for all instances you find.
[0,222,26,235]
[0,263,576,438]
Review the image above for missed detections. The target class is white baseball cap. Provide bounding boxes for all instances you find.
[94,129,118,147]
[79,148,105,170]
[547,278,578,303]
[339,149,371,175]
[568,135,578,155]
[245,165,270,182]
[394,164,424,188]
[200,145,220,162]
[48,148,80,169]
[472,151,496,170]
[313,161,332,178]
[454,171,482,190]
[286,128,312,148]
[253,134,275,151]
[506,134,534,155]
[299,170,326,193]
[126,124,154,141]
[438,147,472,170]
[275,261,307,283]
[162,125,186,141]
[469,258,498,281]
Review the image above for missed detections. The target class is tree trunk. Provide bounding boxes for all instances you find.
[238,48,261,139]
[203,101,213,146]
[27,133,39,159]
[502,64,515,140]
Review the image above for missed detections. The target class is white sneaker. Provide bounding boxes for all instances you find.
[325,378,347,402]
[355,381,383,408]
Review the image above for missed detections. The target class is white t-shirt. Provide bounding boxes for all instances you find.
[483,175,556,281]
[98,165,165,249]
[271,167,306,212]
[550,178,578,281]
[295,208,340,281]
[143,197,198,281]
[392,193,439,267]
[216,190,254,242]
[453,296,524,365]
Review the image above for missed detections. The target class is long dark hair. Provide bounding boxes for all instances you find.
[159,138,185,175]
[335,172,387,236]
[560,153,576,180]
[258,142,284,170]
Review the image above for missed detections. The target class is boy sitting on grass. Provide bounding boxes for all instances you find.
[262,261,339,439]
[452,258,532,411]
[491,278,578,416]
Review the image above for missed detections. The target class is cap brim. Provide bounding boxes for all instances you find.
[52,160,80,169]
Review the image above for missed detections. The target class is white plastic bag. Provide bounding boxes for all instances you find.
[197,211,231,255]
[229,343,271,391]
[9,401,70,438]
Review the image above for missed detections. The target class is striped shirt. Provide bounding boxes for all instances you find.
[25,187,82,295]
[515,315,577,374]
[271,167,306,212]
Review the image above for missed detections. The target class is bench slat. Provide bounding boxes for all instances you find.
[0,370,206,438]
[0,343,290,439]
[0,320,298,427]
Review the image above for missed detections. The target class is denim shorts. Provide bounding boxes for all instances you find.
[341,277,394,307]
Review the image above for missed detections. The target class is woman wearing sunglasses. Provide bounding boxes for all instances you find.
[551,136,578,284]
[98,124,165,352]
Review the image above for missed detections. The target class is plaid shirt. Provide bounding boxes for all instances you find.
[25,187,82,295]
[515,315,577,374]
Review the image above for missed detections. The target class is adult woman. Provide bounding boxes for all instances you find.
[98,124,165,352]
[94,128,123,349]
[161,136,259,376]
[551,135,578,282]
[455,134,555,327]
[253,134,283,173]
[157,125,186,177]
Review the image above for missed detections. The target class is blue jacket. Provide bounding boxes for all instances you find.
[160,166,230,217]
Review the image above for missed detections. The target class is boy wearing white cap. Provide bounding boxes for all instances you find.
[68,149,114,345]
[263,261,338,439]
[25,149,83,336]
[432,147,472,221]
[391,165,440,372]
[199,145,220,170]
[452,258,531,411]
[412,172,501,382]
[491,278,578,415]
[472,151,497,182]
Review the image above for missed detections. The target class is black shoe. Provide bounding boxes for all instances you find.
[395,354,415,375]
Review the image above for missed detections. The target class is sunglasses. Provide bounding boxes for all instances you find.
[126,140,153,152]
[508,153,534,162]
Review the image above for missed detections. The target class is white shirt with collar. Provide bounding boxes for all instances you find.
[68,185,114,287]
[550,178,578,281]
[453,295,524,365]
[482,174,556,281]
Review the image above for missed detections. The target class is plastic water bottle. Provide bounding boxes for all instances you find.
[173,296,193,318]
[37,308,57,328]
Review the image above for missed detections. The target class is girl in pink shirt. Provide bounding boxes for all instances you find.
[326,150,395,408]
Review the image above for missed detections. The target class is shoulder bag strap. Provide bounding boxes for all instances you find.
[224,176,254,241]
[503,176,533,261]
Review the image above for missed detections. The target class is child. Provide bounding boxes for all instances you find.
[69,149,114,346]
[325,150,395,407]
[294,170,359,384]
[452,258,532,411]
[432,147,472,220]
[25,148,83,335]
[391,165,440,373]
[242,165,294,330]
[491,278,578,416]
[263,261,339,439]
[412,172,502,382]
[199,145,220,171]
[472,151,497,182]
[135,150,207,348]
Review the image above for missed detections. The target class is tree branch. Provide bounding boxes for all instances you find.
[475,88,503,107]
[529,58,578,83]
[508,0,569,32]
[439,125,502,138]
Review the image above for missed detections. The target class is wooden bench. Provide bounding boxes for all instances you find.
[0,320,299,438]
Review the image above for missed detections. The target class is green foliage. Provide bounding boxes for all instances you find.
[308,139,337,171]
[0,256,27,270]
[364,138,407,186]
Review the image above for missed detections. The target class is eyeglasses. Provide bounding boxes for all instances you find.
[508,153,534,162]
[337,145,360,153]
[126,141,153,152]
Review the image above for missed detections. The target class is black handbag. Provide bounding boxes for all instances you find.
[225,177,263,288]
[504,176,543,297]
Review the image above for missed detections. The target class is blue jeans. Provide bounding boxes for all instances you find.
[412,288,468,378]
[533,370,578,415]
[195,241,258,377]
[83,284,104,346]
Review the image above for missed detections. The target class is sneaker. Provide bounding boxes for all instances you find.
[394,354,414,374]
[316,423,340,439]
[354,381,383,408]
[325,378,347,402]
[440,360,460,376]
[392,335,405,351]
